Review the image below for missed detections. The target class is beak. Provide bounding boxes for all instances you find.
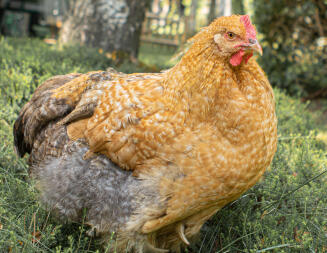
[247,38,263,56]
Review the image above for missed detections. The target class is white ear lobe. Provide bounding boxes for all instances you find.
[214,34,222,44]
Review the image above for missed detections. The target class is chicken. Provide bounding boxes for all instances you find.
[13,15,277,252]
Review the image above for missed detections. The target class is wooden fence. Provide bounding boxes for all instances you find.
[141,12,190,47]
[141,0,195,48]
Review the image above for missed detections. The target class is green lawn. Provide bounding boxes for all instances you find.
[138,42,177,69]
[0,37,326,252]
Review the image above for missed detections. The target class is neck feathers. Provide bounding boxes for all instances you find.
[161,45,273,128]
[162,44,236,119]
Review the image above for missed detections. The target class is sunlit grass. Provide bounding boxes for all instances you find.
[138,42,177,69]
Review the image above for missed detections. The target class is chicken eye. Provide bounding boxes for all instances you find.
[226,32,235,40]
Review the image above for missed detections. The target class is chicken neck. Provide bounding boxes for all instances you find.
[162,44,271,139]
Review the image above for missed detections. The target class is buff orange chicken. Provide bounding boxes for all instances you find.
[14,15,277,252]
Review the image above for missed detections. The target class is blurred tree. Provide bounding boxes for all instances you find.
[189,0,198,34]
[232,0,244,14]
[208,0,239,24]
[219,0,231,16]
[208,0,233,24]
[59,0,150,58]
[253,0,327,97]
[208,0,217,23]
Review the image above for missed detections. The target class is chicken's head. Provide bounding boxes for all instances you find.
[193,15,262,66]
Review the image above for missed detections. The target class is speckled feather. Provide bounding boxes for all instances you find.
[14,15,277,252]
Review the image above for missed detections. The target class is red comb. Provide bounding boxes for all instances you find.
[240,15,256,40]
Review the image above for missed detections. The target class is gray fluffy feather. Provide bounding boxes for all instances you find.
[31,124,165,252]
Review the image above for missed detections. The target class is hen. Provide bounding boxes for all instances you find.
[14,15,277,252]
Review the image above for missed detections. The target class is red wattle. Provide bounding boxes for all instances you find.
[230,50,245,66]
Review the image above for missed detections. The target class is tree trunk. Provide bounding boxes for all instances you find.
[218,0,231,16]
[208,0,217,23]
[59,0,150,58]
[232,0,244,15]
[189,0,198,34]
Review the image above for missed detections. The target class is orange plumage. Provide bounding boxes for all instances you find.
[14,15,277,252]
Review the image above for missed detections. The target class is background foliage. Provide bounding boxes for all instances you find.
[253,0,327,97]
[0,37,326,252]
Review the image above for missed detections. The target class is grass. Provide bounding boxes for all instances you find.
[0,37,326,252]
[138,42,177,69]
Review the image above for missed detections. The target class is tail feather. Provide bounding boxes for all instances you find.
[13,74,81,157]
